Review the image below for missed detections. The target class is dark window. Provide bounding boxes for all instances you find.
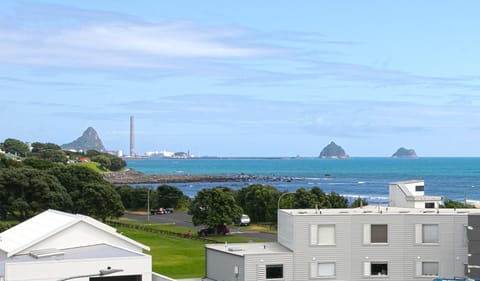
[416,185,424,192]
[91,275,141,281]
[425,202,435,208]
[266,264,283,279]
[371,224,388,243]
[371,263,388,276]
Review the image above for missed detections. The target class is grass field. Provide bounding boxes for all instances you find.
[116,224,269,278]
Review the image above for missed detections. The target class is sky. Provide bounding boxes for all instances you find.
[1,1,480,157]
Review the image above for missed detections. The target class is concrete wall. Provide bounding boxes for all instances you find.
[206,248,244,281]
[278,211,294,251]
[288,211,468,281]
[4,255,151,281]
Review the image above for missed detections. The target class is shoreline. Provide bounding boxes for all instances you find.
[102,169,295,185]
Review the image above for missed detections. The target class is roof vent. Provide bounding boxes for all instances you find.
[29,248,64,259]
[423,210,436,213]
[228,247,244,252]
[363,210,373,213]
[298,211,308,214]
[399,210,410,213]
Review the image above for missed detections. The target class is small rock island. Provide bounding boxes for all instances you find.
[319,141,350,159]
[392,147,418,158]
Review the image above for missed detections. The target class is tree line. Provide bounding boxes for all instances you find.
[1,138,126,171]
[116,183,368,227]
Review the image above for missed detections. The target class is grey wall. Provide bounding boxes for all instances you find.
[206,248,245,281]
[288,211,468,281]
[468,214,480,278]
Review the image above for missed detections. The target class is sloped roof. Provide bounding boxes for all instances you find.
[0,209,149,257]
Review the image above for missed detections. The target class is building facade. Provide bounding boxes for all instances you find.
[205,180,480,281]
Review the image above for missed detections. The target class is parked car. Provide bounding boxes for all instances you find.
[150,208,174,215]
[239,214,251,226]
[198,224,230,236]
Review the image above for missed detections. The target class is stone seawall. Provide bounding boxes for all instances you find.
[102,169,294,184]
[103,169,252,184]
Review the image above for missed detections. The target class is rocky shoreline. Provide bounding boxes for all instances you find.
[102,169,295,184]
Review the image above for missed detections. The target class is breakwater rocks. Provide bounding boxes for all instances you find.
[103,169,296,184]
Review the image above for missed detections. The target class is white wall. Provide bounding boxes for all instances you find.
[18,221,144,255]
[5,255,151,281]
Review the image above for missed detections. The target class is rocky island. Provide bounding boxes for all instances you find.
[319,141,349,159]
[392,147,418,158]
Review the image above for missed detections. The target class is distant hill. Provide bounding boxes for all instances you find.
[319,141,349,159]
[61,127,106,152]
[392,147,417,158]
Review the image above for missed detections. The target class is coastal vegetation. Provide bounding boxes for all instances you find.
[0,138,126,221]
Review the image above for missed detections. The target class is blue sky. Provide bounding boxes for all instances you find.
[1,1,480,157]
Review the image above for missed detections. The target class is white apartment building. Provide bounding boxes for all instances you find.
[205,180,480,281]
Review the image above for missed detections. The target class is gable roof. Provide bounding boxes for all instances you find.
[0,209,149,257]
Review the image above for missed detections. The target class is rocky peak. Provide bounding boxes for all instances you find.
[392,147,417,158]
[319,141,349,159]
[61,127,106,152]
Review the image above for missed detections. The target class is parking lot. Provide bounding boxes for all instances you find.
[122,211,276,241]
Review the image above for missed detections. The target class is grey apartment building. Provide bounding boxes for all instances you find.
[205,180,480,281]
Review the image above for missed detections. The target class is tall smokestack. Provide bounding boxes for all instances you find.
[130,116,135,157]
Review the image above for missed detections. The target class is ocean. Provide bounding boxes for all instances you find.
[125,157,480,205]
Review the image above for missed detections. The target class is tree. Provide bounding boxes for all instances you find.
[50,165,125,218]
[326,191,349,208]
[91,155,111,171]
[0,167,72,220]
[310,187,329,208]
[293,188,318,208]
[442,199,473,208]
[3,138,30,157]
[156,185,185,209]
[23,157,55,170]
[109,156,126,171]
[189,187,243,226]
[236,184,279,223]
[350,197,368,208]
[0,155,23,169]
[116,185,150,210]
[77,182,125,221]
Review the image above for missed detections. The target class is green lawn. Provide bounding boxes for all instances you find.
[116,225,268,278]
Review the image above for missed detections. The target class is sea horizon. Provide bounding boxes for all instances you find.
[125,157,480,206]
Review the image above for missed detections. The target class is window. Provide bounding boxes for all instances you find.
[364,262,388,276]
[415,185,424,192]
[266,264,283,279]
[310,224,335,245]
[425,202,435,208]
[422,262,439,276]
[416,261,439,276]
[415,224,439,244]
[363,224,388,244]
[310,262,335,278]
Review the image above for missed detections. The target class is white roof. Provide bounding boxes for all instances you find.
[0,209,149,257]
[206,242,292,257]
[280,206,480,216]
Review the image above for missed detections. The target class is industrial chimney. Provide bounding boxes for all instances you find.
[130,116,135,157]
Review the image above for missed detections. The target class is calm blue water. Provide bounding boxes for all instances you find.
[125,158,480,205]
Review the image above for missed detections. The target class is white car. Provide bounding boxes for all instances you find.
[240,214,251,226]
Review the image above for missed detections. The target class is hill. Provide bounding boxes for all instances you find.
[61,127,106,152]
[319,141,349,159]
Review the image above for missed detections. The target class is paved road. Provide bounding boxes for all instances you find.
[123,212,276,241]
